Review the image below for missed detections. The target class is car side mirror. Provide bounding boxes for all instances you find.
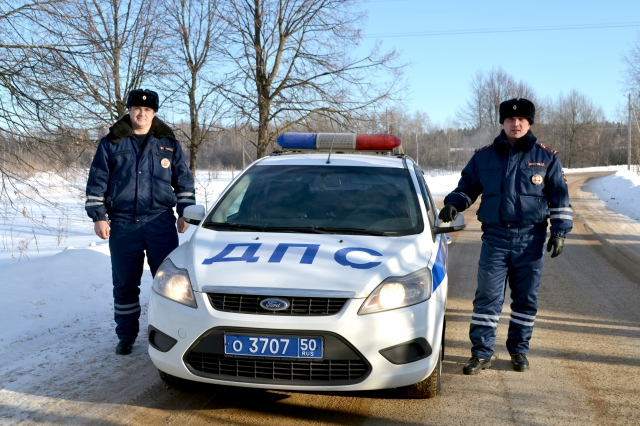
[433,213,466,234]
[183,205,206,225]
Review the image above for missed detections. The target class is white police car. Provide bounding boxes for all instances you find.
[147,133,465,398]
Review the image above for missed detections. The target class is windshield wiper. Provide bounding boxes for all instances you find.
[203,222,265,232]
[264,225,388,236]
[311,226,389,236]
[203,222,392,236]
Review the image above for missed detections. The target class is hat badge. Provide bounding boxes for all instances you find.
[513,105,517,110]
[142,95,147,100]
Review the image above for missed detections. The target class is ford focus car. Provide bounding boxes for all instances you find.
[147,133,465,398]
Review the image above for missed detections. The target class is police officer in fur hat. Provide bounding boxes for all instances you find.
[85,89,195,355]
[439,98,572,374]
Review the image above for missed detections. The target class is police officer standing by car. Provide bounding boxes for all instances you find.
[85,89,195,355]
[439,98,572,374]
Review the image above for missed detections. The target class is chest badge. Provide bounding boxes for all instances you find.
[161,158,171,168]
[531,174,543,185]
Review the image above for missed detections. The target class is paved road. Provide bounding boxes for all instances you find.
[2,172,639,425]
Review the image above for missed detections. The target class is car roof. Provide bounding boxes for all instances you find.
[256,153,408,168]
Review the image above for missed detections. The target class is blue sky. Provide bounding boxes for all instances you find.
[359,0,640,124]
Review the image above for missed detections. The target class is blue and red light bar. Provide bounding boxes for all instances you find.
[276,133,401,151]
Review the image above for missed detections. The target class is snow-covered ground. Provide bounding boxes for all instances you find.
[0,165,638,409]
[571,166,640,221]
[0,169,238,347]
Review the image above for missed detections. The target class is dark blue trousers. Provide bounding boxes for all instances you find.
[470,224,547,359]
[109,211,179,339]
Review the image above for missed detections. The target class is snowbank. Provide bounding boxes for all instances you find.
[584,169,640,221]
[0,248,118,348]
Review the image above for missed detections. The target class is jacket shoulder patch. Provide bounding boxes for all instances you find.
[475,143,493,153]
[538,143,558,155]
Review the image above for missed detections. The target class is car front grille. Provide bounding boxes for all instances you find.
[207,293,348,316]
[183,328,371,386]
[186,352,368,382]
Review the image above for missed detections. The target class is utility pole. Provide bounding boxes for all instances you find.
[629,94,632,171]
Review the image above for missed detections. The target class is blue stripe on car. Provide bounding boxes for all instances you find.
[432,234,448,291]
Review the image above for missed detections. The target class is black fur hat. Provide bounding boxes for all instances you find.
[126,89,159,111]
[499,98,535,125]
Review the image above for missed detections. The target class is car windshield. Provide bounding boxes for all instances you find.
[204,165,423,236]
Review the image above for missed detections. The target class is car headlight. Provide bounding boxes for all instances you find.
[358,266,432,315]
[152,259,197,308]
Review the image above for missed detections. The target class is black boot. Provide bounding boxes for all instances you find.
[510,353,530,372]
[116,338,136,355]
[463,356,491,375]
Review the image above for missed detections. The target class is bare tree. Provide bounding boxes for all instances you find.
[458,67,536,130]
[622,33,640,100]
[0,0,79,218]
[0,0,69,136]
[29,0,164,126]
[219,0,404,158]
[458,71,486,130]
[592,108,607,167]
[551,90,598,168]
[161,0,228,175]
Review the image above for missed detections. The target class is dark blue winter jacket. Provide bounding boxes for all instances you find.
[85,115,195,223]
[444,130,572,237]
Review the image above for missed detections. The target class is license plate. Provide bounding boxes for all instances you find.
[224,334,323,359]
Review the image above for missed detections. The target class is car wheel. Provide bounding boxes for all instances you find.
[406,343,442,399]
[158,369,188,389]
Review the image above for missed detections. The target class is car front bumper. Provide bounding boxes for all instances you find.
[147,288,445,391]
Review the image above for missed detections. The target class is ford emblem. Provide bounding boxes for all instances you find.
[260,298,290,311]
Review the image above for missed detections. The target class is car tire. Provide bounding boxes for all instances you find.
[406,343,442,399]
[158,369,188,389]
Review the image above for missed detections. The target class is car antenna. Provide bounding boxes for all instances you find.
[326,134,335,164]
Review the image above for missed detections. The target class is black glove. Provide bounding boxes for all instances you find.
[546,236,564,258]
[438,204,458,222]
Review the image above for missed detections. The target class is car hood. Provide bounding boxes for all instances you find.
[173,228,436,299]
